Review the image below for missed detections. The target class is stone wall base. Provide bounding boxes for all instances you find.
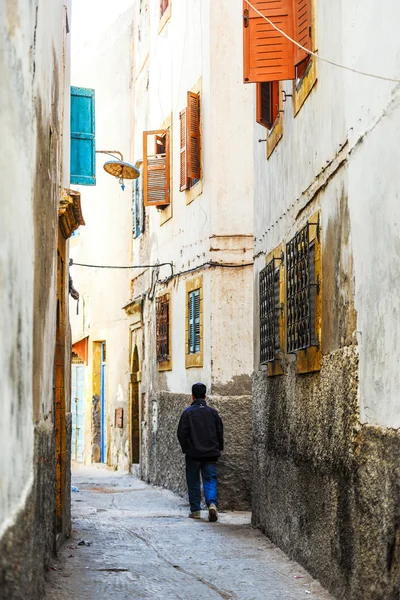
[253,347,400,600]
[143,392,252,510]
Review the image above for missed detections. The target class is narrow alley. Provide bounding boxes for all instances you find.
[46,467,333,600]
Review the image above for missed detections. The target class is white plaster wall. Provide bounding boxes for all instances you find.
[253,0,400,428]
[69,8,134,467]
[131,0,254,395]
[345,1,400,429]
[0,0,71,537]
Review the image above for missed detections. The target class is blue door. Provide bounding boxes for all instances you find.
[100,343,107,463]
[71,364,85,462]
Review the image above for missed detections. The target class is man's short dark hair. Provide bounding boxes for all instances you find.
[192,382,206,399]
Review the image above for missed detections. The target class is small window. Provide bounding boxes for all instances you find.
[286,222,319,353]
[188,289,200,354]
[260,258,281,364]
[156,295,170,363]
[132,164,144,238]
[143,129,170,207]
[160,0,169,18]
[180,92,200,191]
[256,82,280,130]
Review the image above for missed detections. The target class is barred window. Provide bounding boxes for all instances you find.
[260,258,281,364]
[188,289,200,354]
[286,223,319,353]
[156,296,169,362]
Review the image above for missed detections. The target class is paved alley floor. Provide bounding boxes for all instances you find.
[46,465,333,600]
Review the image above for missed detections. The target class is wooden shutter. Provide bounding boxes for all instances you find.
[156,296,169,362]
[187,92,200,180]
[294,0,312,66]
[143,130,170,206]
[243,0,295,83]
[188,289,200,354]
[194,290,200,353]
[256,82,280,129]
[70,87,96,185]
[188,292,195,353]
[179,109,188,191]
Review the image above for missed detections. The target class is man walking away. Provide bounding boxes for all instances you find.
[177,382,224,522]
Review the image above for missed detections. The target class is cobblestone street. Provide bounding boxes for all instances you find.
[46,466,333,600]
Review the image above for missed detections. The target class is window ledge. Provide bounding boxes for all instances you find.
[158,359,172,372]
[267,360,284,377]
[293,57,317,116]
[296,346,321,374]
[267,116,283,159]
[186,179,203,205]
[185,352,203,369]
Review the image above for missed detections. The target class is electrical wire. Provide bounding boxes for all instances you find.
[162,260,253,283]
[70,260,174,278]
[244,0,400,84]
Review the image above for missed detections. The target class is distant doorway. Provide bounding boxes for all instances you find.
[130,345,140,465]
[71,361,85,462]
[100,342,107,463]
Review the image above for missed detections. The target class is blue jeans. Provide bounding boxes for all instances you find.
[185,456,218,512]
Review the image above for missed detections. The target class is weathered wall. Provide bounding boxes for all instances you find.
[0,0,71,597]
[252,0,400,597]
[148,392,252,511]
[69,9,133,470]
[130,0,254,509]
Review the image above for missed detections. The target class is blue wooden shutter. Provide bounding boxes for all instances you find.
[188,292,195,353]
[188,289,200,354]
[70,87,96,185]
[194,290,200,353]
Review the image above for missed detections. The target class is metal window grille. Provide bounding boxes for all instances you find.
[260,258,281,364]
[156,296,169,362]
[286,224,318,353]
[188,289,200,354]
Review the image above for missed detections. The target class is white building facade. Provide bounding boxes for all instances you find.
[126,0,254,508]
[0,1,78,597]
[249,0,400,598]
[69,8,134,471]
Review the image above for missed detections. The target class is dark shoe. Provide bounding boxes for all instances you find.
[208,503,218,522]
[189,510,201,519]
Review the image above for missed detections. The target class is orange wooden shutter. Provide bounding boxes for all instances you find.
[186,92,200,180]
[243,0,295,83]
[143,130,170,207]
[294,0,312,66]
[179,109,188,191]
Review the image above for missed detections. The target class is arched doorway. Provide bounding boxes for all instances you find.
[130,345,140,465]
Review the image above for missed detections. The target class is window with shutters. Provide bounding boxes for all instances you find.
[293,0,317,114]
[256,82,280,130]
[185,276,203,368]
[156,294,172,370]
[70,87,96,186]
[180,91,201,192]
[286,213,321,374]
[132,161,144,239]
[243,0,316,113]
[143,129,170,208]
[243,0,295,84]
[188,290,200,354]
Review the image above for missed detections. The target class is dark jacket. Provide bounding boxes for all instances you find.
[177,398,224,460]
